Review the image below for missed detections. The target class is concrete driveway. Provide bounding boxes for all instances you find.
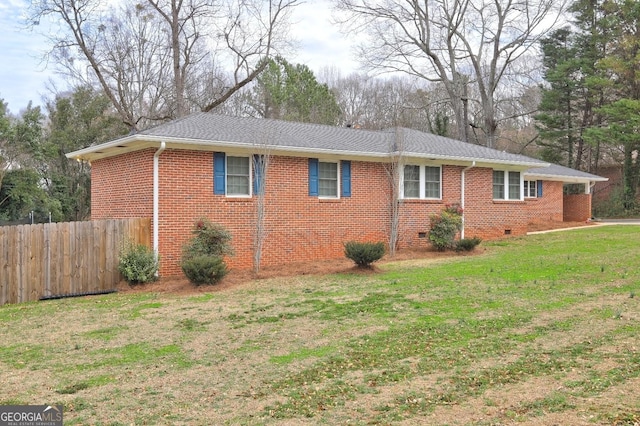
[528,218,640,235]
[594,218,640,225]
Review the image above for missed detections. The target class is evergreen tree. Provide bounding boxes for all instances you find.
[0,169,62,223]
[44,87,128,220]
[584,0,640,211]
[536,27,582,167]
[585,99,640,211]
[251,57,342,125]
[0,104,62,223]
[536,0,610,171]
[0,99,13,191]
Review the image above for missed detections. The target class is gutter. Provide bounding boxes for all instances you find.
[460,161,476,239]
[153,142,166,265]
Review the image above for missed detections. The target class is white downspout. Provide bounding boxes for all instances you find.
[460,161,476,239]
[153,142,166,263]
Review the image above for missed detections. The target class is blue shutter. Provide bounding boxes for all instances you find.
[214,152,225,195]
[308,158,319,196]
[341,160,351,197]
[537,180,543,198]
[253,154,263,195]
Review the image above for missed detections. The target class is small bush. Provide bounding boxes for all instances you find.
[344,241,386,267]
[118,243,159,285]
[455,237,482,252]
[181,219,232,285]
[429,205,463,251]
[181,255,228,285]
[184,218,233,258]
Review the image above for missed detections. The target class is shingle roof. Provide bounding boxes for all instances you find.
[140,112,390,153]
[137,112,545,166]
[524,163,608,182]
[67,112,606,181]
[397,127,542,165]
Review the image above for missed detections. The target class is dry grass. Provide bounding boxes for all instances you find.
[1,224,640,425]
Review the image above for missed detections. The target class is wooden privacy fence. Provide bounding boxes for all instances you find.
[0,218,151,306]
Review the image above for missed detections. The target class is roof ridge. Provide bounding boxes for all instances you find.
[138,111,208,135]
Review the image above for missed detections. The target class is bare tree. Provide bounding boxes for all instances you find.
[97,4,174,128]
[324,71,453,134]
[201,0,302,113]
[384,127,406,256]
[30,0,300,130]
[252,132,274,274]
[146,0,216,118]
[31,0,140,129]
[333,0,568,147]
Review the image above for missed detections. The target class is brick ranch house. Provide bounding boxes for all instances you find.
[67,113,607,276]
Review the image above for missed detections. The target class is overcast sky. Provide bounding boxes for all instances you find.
[0,0,359,114]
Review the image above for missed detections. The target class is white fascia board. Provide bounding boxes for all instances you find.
[524,172,609,183]
[400,152,548,169]
[67,135,388,163]
[67,134,550,170]
[66,134,143,160]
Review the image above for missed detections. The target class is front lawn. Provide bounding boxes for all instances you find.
[1,226,639,425]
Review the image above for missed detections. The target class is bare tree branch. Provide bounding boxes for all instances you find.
[29,0,300,130]
[334,0,569,147]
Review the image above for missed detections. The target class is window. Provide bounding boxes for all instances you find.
[309,159,351,198]
[402,165,441,199]
[493,170,505,199]
[425,166,440,198]
[319,161,338,197]
[508,172,520,200]
[403,165,420,198]
[226,156,250,196]
[213,152,251,196]
[524,180,537,198]
[493,170,522,200]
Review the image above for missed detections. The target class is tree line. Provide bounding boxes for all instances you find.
[1,0,639,223]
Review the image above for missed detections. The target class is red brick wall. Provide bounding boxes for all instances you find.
[564,193,592,221]
[91,149,154,219]
[90,149,553,276]
[460,168,528,239]
[396,165,462,249]
[525,181,564,223]
[156,151,394,275]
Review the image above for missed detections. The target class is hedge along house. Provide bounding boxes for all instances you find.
[67,113,607,276]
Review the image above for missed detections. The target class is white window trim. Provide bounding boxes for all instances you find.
[400,164,442,200]
[493,170,523,201]
[524,180,537,198]
[319,160,340,199]
[226,155,252,198]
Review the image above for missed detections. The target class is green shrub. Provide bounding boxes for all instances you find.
[455,237,482,252]
[183,218,233,258]
[592,185,640,218]
[181,255,228,285]
[344,241,386,267]
[181,219,232,285]
[118,243,159,285]
[429,204,463,251]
